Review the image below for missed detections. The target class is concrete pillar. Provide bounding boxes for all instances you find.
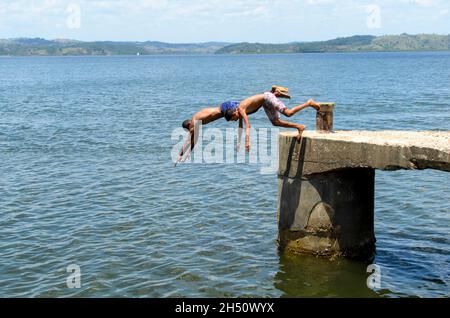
[277,132,376,260]
[277,129,450,259]
[278,168,376,259]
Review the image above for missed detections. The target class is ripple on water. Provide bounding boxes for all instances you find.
[0,53,449,297]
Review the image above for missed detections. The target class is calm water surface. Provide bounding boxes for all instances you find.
[0,52,449,297]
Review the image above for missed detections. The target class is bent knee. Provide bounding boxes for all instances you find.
[271,119,281,126]
[283,110,293,117]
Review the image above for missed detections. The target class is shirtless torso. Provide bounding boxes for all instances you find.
[238,94,266,115]
[192,106,223,125]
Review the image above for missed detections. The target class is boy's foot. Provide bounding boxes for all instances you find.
[308,99,321,111]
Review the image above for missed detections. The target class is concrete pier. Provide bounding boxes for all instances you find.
[277,130,450,259]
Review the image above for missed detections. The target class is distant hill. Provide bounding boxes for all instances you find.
[216,34,450,54]
[0,38,230,56]
[1,34,449,56]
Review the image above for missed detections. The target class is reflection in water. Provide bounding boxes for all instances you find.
[275,253,385,298]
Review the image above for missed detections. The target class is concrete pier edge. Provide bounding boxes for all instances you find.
[277,130,450,260]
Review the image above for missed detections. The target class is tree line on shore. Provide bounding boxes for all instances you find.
[1,34,449,56]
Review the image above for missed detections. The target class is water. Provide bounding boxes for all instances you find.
[0,52,449,298]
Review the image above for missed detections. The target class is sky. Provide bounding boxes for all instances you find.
[0,0,449,43]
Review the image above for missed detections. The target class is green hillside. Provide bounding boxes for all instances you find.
[1,34,449,56]
[0,38,229,56]
[216,34,450,54]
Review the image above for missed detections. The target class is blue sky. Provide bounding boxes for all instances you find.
[0,0,449,42]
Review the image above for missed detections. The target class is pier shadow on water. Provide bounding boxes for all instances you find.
[274,253,382,298]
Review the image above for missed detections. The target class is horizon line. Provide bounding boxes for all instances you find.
[2,32,450,45]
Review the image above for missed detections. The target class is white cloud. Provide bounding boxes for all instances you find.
[0,0,449,42]
[400,0,438,7]
[306,0,335,5]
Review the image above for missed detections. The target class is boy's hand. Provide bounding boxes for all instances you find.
[245,135,250,152]
[174,155,183,167]
[245,142,250,152]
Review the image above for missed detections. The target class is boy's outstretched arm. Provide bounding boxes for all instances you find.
[237,117,243,151]
[175,123,200,166]
[175,129,193,166]
[238,106,251,152]
[182,126,198,162]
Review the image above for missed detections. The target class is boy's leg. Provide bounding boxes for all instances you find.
[284,99,321,117]
[272,118,305,141]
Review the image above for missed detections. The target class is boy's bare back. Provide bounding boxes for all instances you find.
[192,107,222,125]
[238,94,265,115]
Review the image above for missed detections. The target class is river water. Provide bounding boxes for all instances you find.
[0,52,449,297]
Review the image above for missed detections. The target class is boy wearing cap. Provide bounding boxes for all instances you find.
[237,86,321,151]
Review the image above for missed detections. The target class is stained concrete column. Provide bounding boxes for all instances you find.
[277,167,376,259]
[277,135,376,260]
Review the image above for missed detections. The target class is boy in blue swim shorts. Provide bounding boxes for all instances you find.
[176,100,243,165]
